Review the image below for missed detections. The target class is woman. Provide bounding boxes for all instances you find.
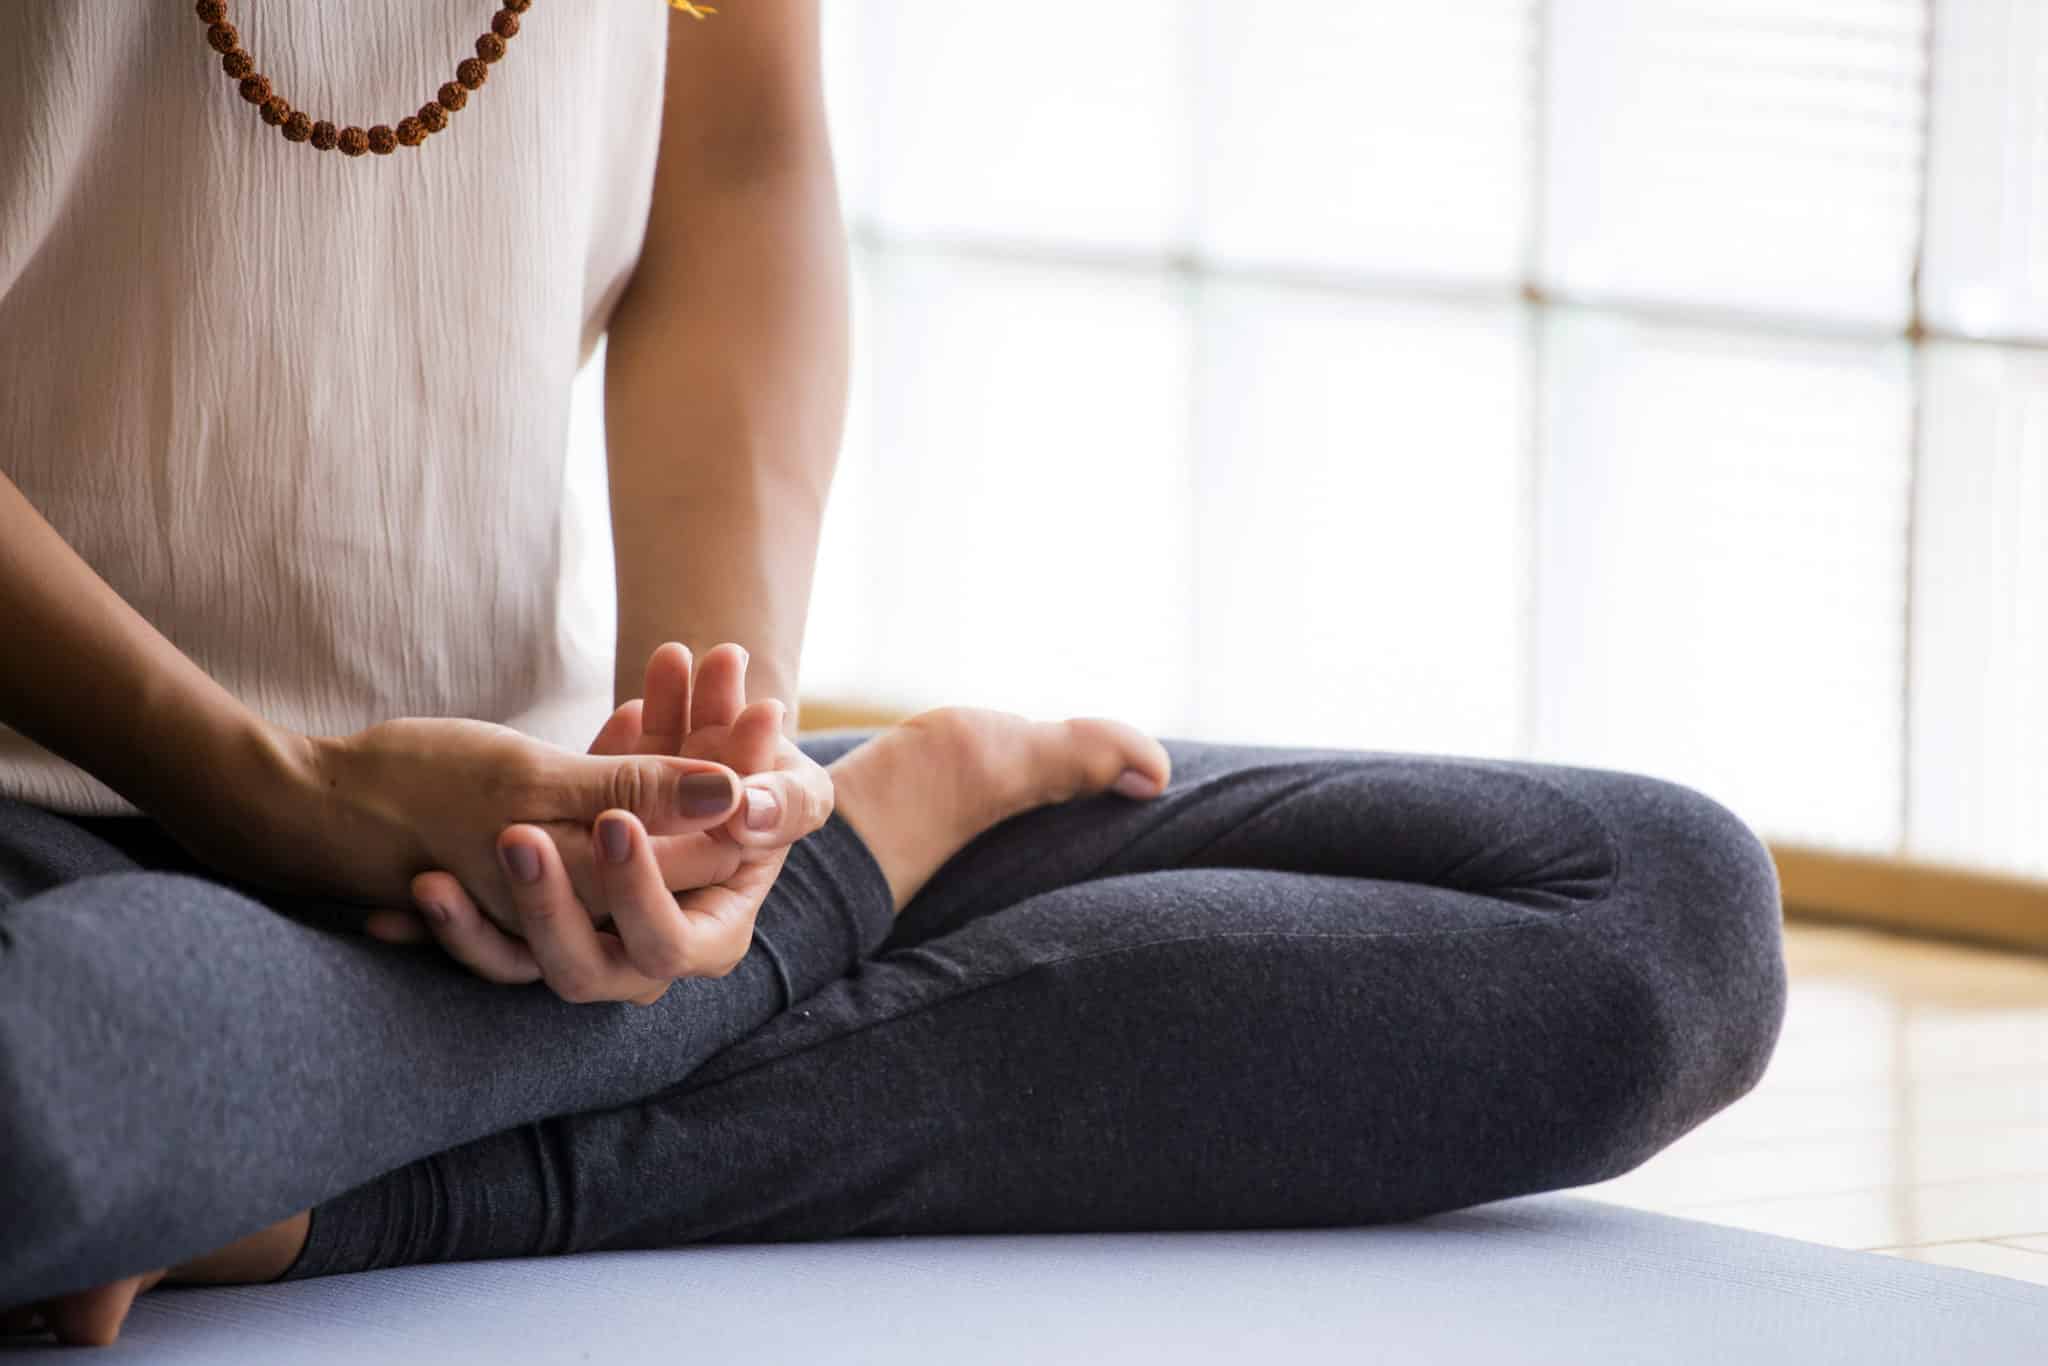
[0,0,1787,1346]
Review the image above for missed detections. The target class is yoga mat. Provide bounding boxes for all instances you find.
[14,1196,2045,1363]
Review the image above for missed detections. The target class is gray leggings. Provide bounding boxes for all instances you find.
[0,735,1786,1306]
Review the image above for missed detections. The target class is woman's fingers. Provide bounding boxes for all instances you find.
[390,639,796,996]
[713,702,831,849]
[410,838,742,1000]
[594,811,748,981]
[538,820,744,916]
[496,826,670,1004]
[636,642,693,754]
[673,851,779,936]
[729,698,785,774]
[410,871,544,985]
[691,643,748,731]
[735,768,834,846]
[542,750,740,835]
[723,700,787,845]
[392,819,747,995]
[587,698,645,757]
[728,762,834,852]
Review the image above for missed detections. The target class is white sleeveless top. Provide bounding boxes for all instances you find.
[0,1,666,815]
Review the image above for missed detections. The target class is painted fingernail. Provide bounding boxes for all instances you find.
[500,841,542,884]
[744,785,780,831]
[598,814,633,863]
[1112,769,1162,800]
[680,771,736,816]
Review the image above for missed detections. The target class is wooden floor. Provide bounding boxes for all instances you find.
[1582,920,2048,1286]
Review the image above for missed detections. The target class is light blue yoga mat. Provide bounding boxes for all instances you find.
[20,1196,2047,1364]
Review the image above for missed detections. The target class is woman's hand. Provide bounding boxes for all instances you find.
[367,643,835,1005]
[164,709,750,948]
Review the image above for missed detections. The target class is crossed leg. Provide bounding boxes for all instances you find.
[288,733,1786,1273]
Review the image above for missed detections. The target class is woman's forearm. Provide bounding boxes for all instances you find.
[0,468,303,822]
[601,0,847,725]
[602,166,848,720]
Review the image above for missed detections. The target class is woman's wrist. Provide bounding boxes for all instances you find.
[223,719,323,836]
[219,725,383,896]
[135,707,325,884]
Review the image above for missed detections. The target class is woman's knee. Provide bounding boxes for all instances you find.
[1560,768,1787,1177]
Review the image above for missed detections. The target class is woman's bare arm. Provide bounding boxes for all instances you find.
[0,467,301,827]
[604,0,847,726]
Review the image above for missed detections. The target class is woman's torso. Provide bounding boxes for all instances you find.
[0,0,665,814]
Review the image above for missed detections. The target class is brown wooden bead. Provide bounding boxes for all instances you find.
[221,50,253,79]
[260,96,290,126]
[206,22,238,53]
[492,10,520,39]
[503,0,531,12]
[338,126,370,157]
[438,82,469,111]
[195,0,228,23]
[475,34,506,64]
[457,57,489,89]
[310,120,339,150]
[418,102,449,134]
[368,124,398,155]
[283,111,314,143]
[394,117,426,147]
[238,74,271,104]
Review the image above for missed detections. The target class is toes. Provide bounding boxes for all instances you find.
[1058,717,1172,801]
[1120,727,1172,793]
[1112,768,1164,799]
[43,1274,154,1347]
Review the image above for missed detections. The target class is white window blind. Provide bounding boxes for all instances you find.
[1912,345,2048,879]
[1922,0,2048,340]
[1192,285,1531,755]
[1194,1,1538,286]
[851,1,1189,254]
[814,249,1197,729]
[1534,312,1912,850]
[1541,0,1927,326]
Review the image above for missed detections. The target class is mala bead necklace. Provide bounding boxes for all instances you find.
[192,0,718,158]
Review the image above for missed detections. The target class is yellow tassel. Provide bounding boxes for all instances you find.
[667,0,717,15]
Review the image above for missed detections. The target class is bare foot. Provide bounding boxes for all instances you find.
[7,1212,308,1347]
[827,707,1171,913]
[3,1273,159,1348]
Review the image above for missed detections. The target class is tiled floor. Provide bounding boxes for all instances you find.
[1581,920,2048,1287]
